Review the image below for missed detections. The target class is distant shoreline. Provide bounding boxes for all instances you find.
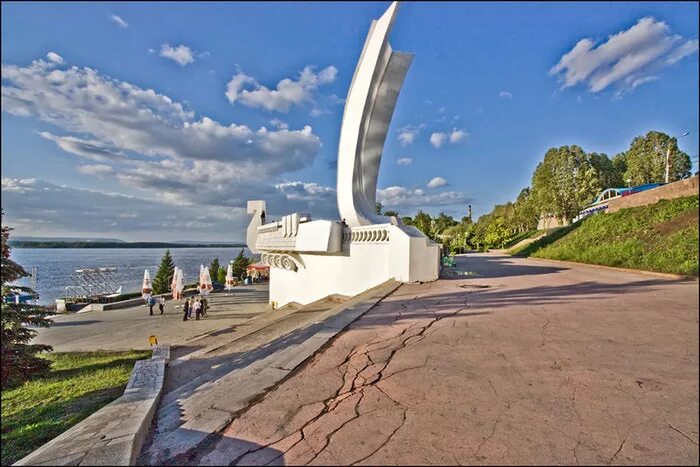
[9,241,247,249]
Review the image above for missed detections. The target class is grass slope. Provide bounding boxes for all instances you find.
[1,350,151,465]
[510,196,699,276]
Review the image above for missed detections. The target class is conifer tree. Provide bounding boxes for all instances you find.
[231,249,250,278]
[209,258,220,283]
[152,249,175,295]
[1,212,54,387]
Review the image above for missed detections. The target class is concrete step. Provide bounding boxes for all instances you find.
[138,280,400,465]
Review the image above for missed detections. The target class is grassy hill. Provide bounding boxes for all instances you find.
[509,195,699,276]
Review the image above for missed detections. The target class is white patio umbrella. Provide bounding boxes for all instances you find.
[200,266,213,296]
[171,267,180,299]
[176,268,184,299]
[225,263,235,295]
[141,269,152,300]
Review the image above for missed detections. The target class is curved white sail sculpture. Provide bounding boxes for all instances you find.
[246,2,440,307]
[337,1,413,227]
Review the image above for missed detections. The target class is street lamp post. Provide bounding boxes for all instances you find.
[665,131,690,184]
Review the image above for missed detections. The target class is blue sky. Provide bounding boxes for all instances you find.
[2,1,698,241]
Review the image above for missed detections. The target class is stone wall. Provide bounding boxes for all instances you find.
[15,345,169,466]
[607,176,699,213]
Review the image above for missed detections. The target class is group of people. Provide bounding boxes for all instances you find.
[182,296,208,321]
[147,296,166,316]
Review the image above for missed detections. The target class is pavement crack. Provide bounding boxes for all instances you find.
[539,316,550,349]
[667,422,699,446]
[608,432,629,464]
[349,408,408,466]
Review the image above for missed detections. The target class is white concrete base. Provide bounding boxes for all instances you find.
[269,224,440,307]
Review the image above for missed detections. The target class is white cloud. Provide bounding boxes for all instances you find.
[397,124,425,146]
[427,176,448,188]
[159,43,195,66]
[109,14,128,28]
[449,129,467,143]
[1,178,249,241]
[430,132,447,148]
[431,128,467,148]
[550,17,699,93]
[1,52,335,232]
[269,118,289,130]
[46,52,63,64]
[499,90,512,99]
[274,181,335,202]
[396,157,412,166]
[226,65,337,113]
[437,106,446,113]
[2,55,321,176]
[77,164,114,177]
[378,185,467,208]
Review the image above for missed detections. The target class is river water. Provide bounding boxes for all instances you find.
[10,247,254,305]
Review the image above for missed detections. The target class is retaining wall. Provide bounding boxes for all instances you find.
[607,176,698,213]
[14,345,170,466]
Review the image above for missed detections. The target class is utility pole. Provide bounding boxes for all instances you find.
[665,131,690,184]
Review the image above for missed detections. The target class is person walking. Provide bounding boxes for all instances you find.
[158,296,165,315]
[201,297,208,318]
[183,298,190,321]
[148,295,156,316]
[194,299,202,320]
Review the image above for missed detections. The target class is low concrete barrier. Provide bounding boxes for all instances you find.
[14,345,170,466]
[607,175,698,213]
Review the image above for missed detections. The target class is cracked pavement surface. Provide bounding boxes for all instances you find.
[192,253,699,465]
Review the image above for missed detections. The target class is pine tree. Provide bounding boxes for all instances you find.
[152,249,175,295]
[231,249,250,279]
[1,212,54,387]
[209,258,220,284]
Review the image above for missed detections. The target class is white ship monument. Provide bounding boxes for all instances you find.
[246,2,441,307]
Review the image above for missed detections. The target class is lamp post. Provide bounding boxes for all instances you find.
[665,131,690,184]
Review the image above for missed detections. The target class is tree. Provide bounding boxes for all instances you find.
[588,152,624,188]
[412,211,433,236]
[217,268,227,284]
[231,249,250,279]
[383,210,399,217]
[623,131,691,185]
[209,258,220,283]
[531,145,601,221]
[1,213,54,387]
[152,249,175,295]
[375,202,383,215]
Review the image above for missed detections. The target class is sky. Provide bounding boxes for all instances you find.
[1,1,698,242]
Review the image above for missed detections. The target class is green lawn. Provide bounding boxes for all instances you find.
[1,350,151,466]
[510,196,699,276]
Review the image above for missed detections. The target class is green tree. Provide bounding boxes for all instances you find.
[375,202,383,215]
[412,211,433,236]
[531,145,601,221]
[209,258,220,283]
[152,249,175,295]
[231,249,250,279]
[433,212,457,233]
[383,210,399,217]
[1,213,54,387]
[217,268,227,284]
[611,153,628,185]
[588,152,624,188]
[623,131,691,185]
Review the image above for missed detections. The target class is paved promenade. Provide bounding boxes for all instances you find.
[194,253,698,465]
[33,284,269,351]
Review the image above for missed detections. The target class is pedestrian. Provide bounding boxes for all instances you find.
[201,297,208,317]
[158,296,165,314]
[194,299,202,320]
[148,295,156,316]
[183,298,190,321]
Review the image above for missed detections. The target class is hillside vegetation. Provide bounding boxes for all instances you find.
[509,196,699,276]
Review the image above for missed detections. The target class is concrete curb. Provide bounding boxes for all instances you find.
[14,345,171,466]
[509,254,697,281]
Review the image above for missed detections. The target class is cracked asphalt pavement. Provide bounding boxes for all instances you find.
[193,253,699,465]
